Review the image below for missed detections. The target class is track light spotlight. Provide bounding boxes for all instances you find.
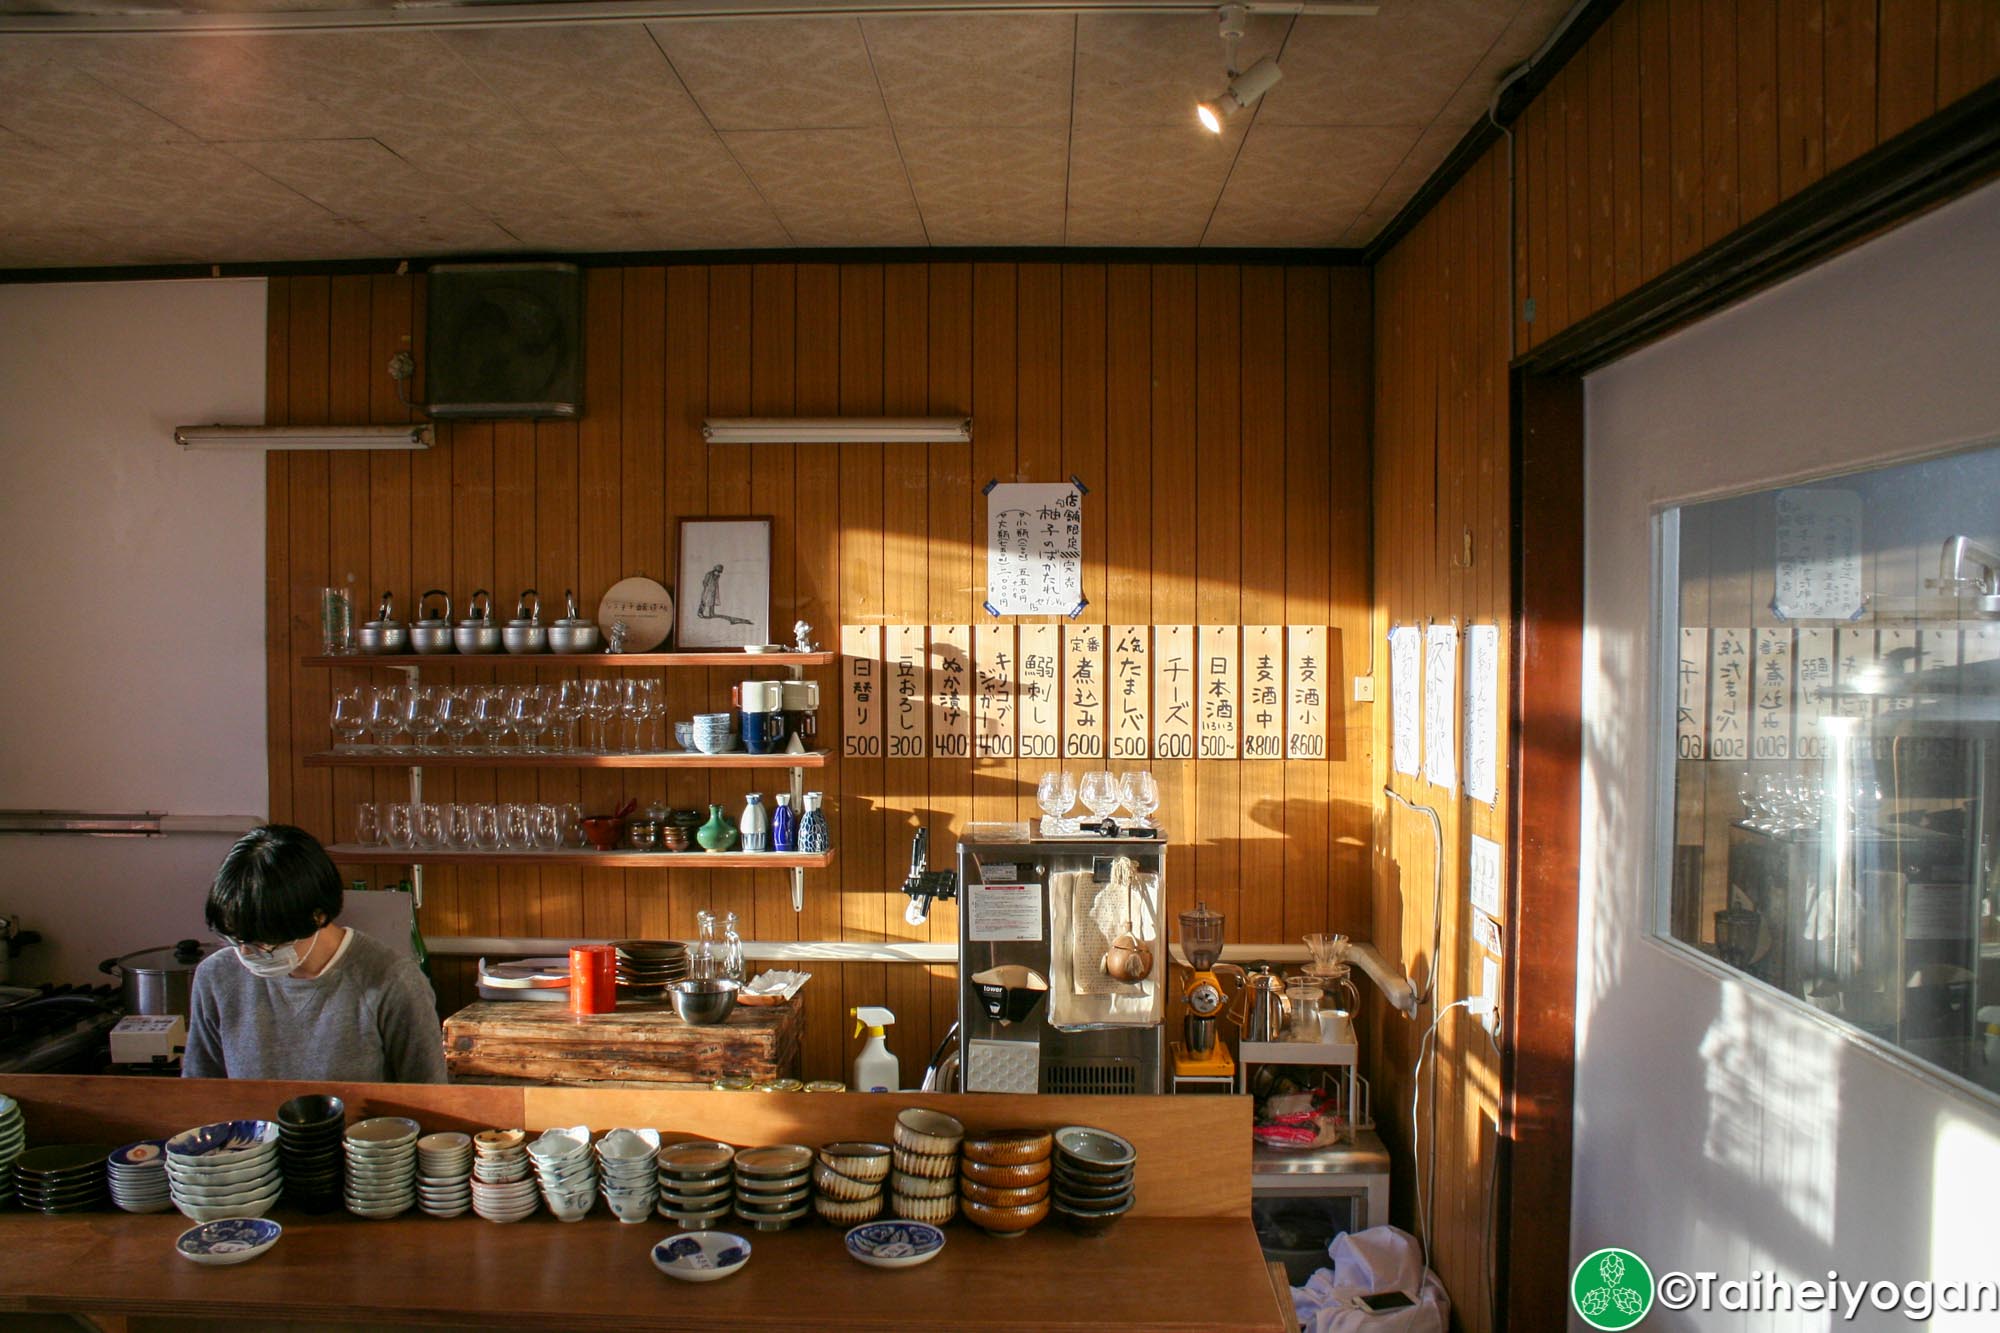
[1196,55,1284,133]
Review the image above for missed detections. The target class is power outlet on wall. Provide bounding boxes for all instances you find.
[1479,956,1500,1036]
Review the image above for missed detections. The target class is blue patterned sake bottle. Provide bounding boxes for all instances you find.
[770,793,798,853]
[798,792,830,853]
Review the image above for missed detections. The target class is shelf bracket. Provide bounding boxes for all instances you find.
[790,866,804,914]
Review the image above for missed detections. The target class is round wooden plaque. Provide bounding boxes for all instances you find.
[597,576,676,652]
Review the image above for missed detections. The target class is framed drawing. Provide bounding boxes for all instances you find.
[676,516,773,650]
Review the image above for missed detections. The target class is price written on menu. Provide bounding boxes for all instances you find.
[986,482,1084,617]
[840,625,1337,762]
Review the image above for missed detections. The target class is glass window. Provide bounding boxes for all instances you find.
[1659,444,2000,1099]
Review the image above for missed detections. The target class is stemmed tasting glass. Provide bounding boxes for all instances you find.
[1036,771,1077,837]
[509,685,549,754]
[366,685,405,753]
[635,679,664,751]
[553,680,588,754]
[1120,770,1161,829]
[473,686,512,752]
[330,688,368,753]
[584,679,620,754]
[617,679,643,753]
[1079,770,1122,826]
[437,687,477,753]
[402,686,442,754]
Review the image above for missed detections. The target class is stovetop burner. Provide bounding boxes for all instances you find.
[0,983,123,1073]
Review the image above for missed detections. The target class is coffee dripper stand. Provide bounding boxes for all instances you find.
[1170,900,1245,1089]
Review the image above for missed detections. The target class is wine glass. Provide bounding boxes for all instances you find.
[473,686,512,752]
[584,679,620,754]
[330,688,368,753]
[508,685,549,754]
[1120,770,1161,829]
[402,686,441,754]
[437,687,477,753]
[366,685,405,752]
[1079,770,1122,826]
[1036,771,1077,836]
[553,680,588,754]
[633,678,664,751]
[617,679,643,753]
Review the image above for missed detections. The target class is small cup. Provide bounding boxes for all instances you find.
[739,710,781,755]
[739,681,783,713]
[568,945,617,1016]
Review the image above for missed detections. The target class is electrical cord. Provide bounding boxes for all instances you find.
[1409,996,1482,1271]
[1383,785,1446,1010]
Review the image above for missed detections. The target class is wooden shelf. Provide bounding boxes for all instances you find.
[306,749,828,769]
[325,844,835,870]
[303,651,835,668]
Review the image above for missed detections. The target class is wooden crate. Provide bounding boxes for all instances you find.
[443,995,804,1086]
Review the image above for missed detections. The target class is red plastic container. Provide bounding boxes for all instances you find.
[568,944,617,1016]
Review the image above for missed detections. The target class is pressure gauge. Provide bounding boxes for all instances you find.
[1187,979,1226,1017]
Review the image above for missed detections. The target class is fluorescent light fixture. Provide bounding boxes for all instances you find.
[1197,55,1283,133]
[174,424,434,451]
[701,417,972,444]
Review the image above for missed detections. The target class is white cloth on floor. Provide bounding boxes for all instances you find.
[1047,868,1162,1027]
[1291,1226,1449,1333]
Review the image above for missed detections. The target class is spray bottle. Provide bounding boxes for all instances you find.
[850,1006,900,1092]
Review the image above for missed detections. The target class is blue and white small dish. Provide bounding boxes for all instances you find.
[110,1139,168,1169]
[652,1230,750,1282]
[845,1221,946,1269]
[176,1217,281,1265]
[167,1120,280,1162]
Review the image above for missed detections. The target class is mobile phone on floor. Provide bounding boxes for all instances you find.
[1354,1290,1417,1311]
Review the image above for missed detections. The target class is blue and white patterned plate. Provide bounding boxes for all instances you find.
[110,1139,167,1169]
[845,1221,946,1269]
[166,1120,280,1161]
[175,1217,282,1265]
[651,1230,750,1282]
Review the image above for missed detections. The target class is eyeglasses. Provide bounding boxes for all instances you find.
[214,933,289,959]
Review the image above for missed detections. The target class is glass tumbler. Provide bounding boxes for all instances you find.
[471,803,502,851]
[446,802,474,849]
[355,802,382,847]
[416,803,447,850]
[531,804,562,850]
[385,802,416,849]
[501,803,532,849]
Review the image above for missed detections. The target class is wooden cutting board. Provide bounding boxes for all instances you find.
[443,997,803,1087]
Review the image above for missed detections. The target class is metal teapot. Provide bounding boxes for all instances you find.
[454,589,502,654]
[356,591,408,655]
[1231,964,1291,1043]
[410,589,454,654]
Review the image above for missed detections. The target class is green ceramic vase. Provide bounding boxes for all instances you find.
[697,804,739,853]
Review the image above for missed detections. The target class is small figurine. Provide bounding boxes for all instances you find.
[607,619,630,655]
[792,619,817,654]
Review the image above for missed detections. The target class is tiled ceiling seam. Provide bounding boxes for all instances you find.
[1061,15,1079,247]
[856,17,930,248]
[1194,13,1298,247]
[638,20,797,246]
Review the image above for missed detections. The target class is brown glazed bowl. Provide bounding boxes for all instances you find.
[959,1178,1050,1209]
[959,1156,1051,1189]
[961,1196,1050,1236]
[581,816,624,851]
[961,1129,1053,1167]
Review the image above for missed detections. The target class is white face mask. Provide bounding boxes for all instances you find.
[235,941,305,978]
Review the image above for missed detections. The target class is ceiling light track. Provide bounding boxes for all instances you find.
[0,0,1376,39]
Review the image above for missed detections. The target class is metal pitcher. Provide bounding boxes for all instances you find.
[1233,964,1291,1043]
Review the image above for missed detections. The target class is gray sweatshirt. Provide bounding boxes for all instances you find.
[182,928,449,1083]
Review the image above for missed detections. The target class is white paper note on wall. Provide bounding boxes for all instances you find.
[1390,626,1421,777]
[986,481,1084,617]
[1773,488,1864,620]
[1465,624,1499,805]
[1423,623,1457,793]
[1469,834,1503,920]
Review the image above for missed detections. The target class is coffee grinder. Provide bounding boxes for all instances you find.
[1172,900,1242,1083]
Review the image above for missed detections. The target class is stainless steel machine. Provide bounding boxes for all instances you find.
[955,829,1165,1094]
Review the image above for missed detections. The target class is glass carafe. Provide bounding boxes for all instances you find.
[692,910,718,980]
[1284,978,1324,1041]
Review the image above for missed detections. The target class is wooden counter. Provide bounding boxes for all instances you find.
[0,1075,1286,1331]
[443,998,804,1086]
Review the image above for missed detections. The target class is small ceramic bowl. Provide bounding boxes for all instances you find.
[347,1117,422,1148]
[890,1191,957,1225]
[961,1129,1052,1167]
[962,1195,1050,1237]
[1053,1195,1133,1233]
[596,1128,661,1162]
[961,1179,1050,1209]
[812,1160,881,1202]
[176,1217,281,1265]
[889,1169,957,1199]
[1053,1125,1136,1170]
[166,1120,281,1163]
[893,1108,965,1156]
[845,1220,945,1269]
[817,1142,892,1183]
[960,1156,1051,1189]
[653,1231,751,1283]
[276,1095,345,1130]
[891,1145,957,1179]
[1052,1166,1134,1200]
[474,1129,527,1154]
[657,1141,735,1174]
[732,1144,813,1177]
[815,1193,885,1225]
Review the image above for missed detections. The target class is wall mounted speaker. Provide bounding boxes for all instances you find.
[425,262,582,419]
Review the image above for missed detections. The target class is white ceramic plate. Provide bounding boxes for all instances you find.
[652,1231,749,1283]
[845,1221,946,1269]
[176,1218,281,1265]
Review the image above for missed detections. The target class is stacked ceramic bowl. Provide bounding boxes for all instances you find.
[165,1120,281,1222]
[595,1127,659,1223]
[343,1116,420,1219]
[1051,1125,1136,1232]
[731,1144,812,1232]
[106,1139,172,1213]
[275,1094,345,1212]
[16,1144,110,1214]
[812,1141,890,1227]
[959,1129,1053,1238]
[528,1126,596,1221]
[612,939,688,1001]
[656,1140,735,1230]
[0,1092,23,1204]
[470,1129,537,1222]
[415,1131,473,1218]
[889,1108,963,1225]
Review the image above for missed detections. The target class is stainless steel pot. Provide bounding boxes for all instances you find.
[1234,965,1291,1043]
[410,589,455,654]
[503,588,546,654]
[547,588,602,654]
[100,938,214,1016]
[454,589,502,654]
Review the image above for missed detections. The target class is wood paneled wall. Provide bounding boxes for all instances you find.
[1371,6,1996,1330]
[263,262,1373,1088]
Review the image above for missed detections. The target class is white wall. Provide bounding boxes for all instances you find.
[1579,179,2000,1330]
[0,278,267,985]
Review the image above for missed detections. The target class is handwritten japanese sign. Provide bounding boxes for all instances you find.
[1423,623,1457,792]
[1773,488,1863,621]
[1153,625,1195,760]
[1198,626,1238,760]
[1707,628,1749,761]
[929,624,972,760]
[1835,628,1878,725]
[1287,625,1329,760]
[1793,627,1832,758]
[841,625,884,760]
[1110,625,1150,760]
[1241,626,1284,761]
[1752,627,1793,760]
[1465,624,1498,804]
[1877,628,1916,711]
[1390,626,1421,776]
[974,624,1016,758]
[986,481,1084,617]
[886,625,927,759]
[1016,624,1061,760]
[1677,628,1709,759]
[1062,624,1106,760]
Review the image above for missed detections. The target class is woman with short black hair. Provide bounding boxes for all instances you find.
[183,824,448,1083]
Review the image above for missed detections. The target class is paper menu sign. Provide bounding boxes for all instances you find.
[1465,624,1498,805]
[1016,624,1061,761]
[1198,625,1238,760]
[1109,625,1150,760]
[1793,627,1832,759]
[1752,627,1793,760]
[1286,625,1328,761]
[986,481,1084,617]
[1707,627,1749,761]
[841,625,884,760]
[1242,626,1284,760]
[885,624,927,760]
[1152,625,1196,760]
[1390,626,1421,776]
[1063,624,1106,761]
[1677,627,1709,760]
[967,882,1043,943]
[1423,623,1457,792]
[1773,488,1864,620]
[974,624,1017,758]
[929,624,973,760]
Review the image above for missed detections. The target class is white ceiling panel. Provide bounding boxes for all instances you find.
[1065,122,1244,247]
[1205,123,1421,246]
[861,14,1075,130]
[437,24,707,139]
[897,126,1068,246]
[723,126,925,246]
[1071,12,1286,129]
[1257,3,1516,127]
[650,17,885,131]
